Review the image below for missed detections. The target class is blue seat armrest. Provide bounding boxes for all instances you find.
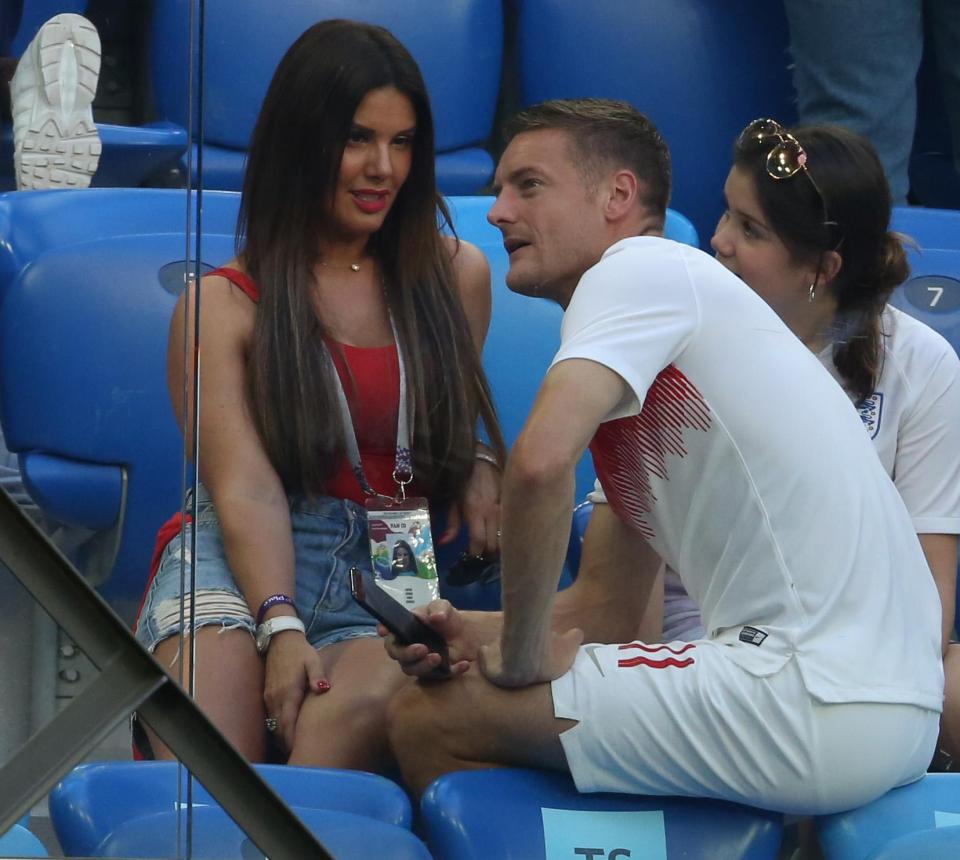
[20,452,122,531]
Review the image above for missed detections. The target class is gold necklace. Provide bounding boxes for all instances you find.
[319,260,363,273]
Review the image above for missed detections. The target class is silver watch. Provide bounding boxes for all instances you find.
[255,615,306,655]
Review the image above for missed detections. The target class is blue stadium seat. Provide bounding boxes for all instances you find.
[0,823,48,858]
[565,499,594,578]
[420,768,784,860]
[816,773,960,860]
[148,0,503,194]
[92,807,430,859]
[49,760,413,857]
[0,3,187,191]
[889,205,960,358]
[9,0,85,54]
[515,0,796,248]
[865,825,960,860]
[0,187,238,620]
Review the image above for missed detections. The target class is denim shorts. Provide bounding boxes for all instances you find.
[135,484,380,653]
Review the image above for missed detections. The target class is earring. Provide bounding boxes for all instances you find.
[808,282,816,303]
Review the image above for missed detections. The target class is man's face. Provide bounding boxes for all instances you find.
[488,129,606,302]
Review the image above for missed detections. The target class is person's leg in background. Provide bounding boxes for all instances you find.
[928,0,960,178]
[9,10,101,188]
[0,1,24,120]
[783,0,923,206]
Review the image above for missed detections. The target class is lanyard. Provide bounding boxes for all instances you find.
[328,316,413,500]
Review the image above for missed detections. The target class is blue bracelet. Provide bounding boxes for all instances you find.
[256,593,295,626]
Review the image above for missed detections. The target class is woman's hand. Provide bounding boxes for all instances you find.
[479,627,583,689]
[440,457,501,556]
[262,630,328,754]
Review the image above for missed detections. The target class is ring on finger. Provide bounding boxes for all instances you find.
[265,716,279,732]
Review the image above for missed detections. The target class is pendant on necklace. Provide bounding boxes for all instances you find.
[350,263,360,272]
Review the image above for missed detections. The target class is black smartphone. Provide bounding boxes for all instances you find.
[349,568,450,676]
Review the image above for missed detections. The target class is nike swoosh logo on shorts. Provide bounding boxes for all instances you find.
[584,644,605,677]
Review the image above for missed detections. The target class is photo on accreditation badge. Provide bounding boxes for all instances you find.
[367,510,439,608]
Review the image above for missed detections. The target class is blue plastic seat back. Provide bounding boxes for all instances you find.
[0,188,240,618]
[447,197,698,502]
[566,499,594,577]
[816,773,960,860]
[148,0,503,193]
[0,823,48,858]
[865,825,960,860]
[49,760,413,857]
[421,768,783,860]
[10,0,86,54]
[516,0,796,248]
[889,206,960,359]
[96,807,430,860]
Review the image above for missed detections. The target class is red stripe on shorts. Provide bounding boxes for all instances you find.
[618,642,696,656]
[617,655,696,669]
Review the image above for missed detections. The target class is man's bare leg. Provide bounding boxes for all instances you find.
[388,668,576,796]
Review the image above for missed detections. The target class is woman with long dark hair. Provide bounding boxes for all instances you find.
[134,19,504,768]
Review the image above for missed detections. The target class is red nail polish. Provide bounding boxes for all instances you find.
[316,679,331,693]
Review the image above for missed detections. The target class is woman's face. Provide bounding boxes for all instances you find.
[711,166,815,321]
[394,544,412,566]
[330,86,417,241]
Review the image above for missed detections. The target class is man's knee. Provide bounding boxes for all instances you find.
[386,680,441,753]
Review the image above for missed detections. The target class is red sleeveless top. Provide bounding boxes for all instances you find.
[210,266,415,503]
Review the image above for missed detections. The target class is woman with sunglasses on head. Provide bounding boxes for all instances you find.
[657,119,960,765]
[132,19,505,769]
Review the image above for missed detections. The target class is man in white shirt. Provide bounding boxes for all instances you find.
[384,99,942,814]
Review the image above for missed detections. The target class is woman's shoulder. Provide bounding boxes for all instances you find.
[883,306,959,370]
[174,259,257,343]
[201,259,260,304]
[443,236,490,296]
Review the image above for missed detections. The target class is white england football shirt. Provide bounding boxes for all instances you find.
[553,236,942,710]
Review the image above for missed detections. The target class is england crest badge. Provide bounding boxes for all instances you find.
[858,392,883,439]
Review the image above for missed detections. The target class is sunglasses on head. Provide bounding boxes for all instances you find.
[737,118,812,181]
[737,117,841,250]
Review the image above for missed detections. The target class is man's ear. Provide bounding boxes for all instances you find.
[603,169,640,221]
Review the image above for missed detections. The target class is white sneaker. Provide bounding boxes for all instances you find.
[10,14,101,190]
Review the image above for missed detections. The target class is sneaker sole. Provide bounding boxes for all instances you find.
[11,14,102,190]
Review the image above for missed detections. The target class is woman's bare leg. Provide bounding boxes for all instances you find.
[144,626,267,762]
[288,636,408,770]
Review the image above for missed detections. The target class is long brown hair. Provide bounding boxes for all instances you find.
[735,124,909,405]
[238,19,503,501]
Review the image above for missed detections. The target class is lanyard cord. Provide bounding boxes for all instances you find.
[329,315,413,500]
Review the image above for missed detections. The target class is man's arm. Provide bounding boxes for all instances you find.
[485,357,633,686]
[554,502,663,644]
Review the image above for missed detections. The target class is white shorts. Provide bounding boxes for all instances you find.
[552,639,939,815]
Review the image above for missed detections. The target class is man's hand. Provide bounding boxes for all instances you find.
[479,627,584,688]
[381,599,498,680]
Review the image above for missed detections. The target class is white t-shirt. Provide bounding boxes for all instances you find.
[650,304,960,640]
[558,236,942,710]
[820,305,960,535]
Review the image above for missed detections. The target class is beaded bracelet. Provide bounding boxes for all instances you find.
[256,593,295,626]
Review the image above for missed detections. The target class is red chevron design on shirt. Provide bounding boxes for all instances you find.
[590,364,710,539]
